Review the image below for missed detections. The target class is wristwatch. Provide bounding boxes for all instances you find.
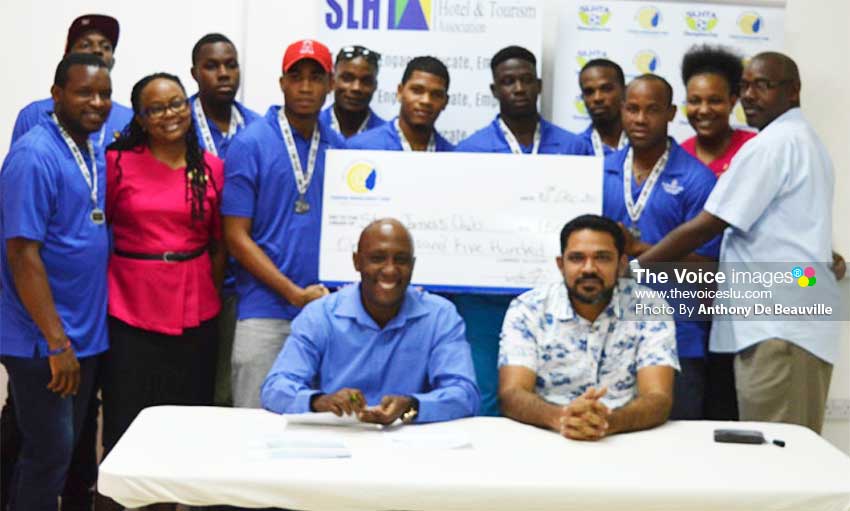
[401,396,420,424]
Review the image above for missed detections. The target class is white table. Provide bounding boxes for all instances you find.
[98,406,850,510]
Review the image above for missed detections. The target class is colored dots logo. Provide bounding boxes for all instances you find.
[737,12,762,34]
[578,6,612,28]
[346,162,377,193]
[685,11,718,32]
[793,266,817,287]
[634,50,659,73]
[636,6,662,29]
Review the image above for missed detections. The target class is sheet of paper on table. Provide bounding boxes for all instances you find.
[284,411,401,429]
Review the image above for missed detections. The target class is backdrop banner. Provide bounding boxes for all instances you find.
[317,0,543,144]
[551,0,785,141]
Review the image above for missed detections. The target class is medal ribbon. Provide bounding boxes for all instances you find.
[591,129,628,157]
[51,113,98,210]
[498,116,541,154]
[193,97,244,157]
[395,118,435,152]
[623,140,671,226]
[278,108,320,198]
[330,107,371,136]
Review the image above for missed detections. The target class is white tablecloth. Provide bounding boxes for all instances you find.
[98,406,850,510]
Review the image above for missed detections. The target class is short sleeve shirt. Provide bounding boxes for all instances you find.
[11,97,133,150]
[222,106,346,320]
[704,108,841,364]
[455,116,593,155]
[602,138,719,358]
[1,122,109,358]
[346,117,455,151]
[319,105,386,139]
[499,280,679,409]
[189,94,262,159]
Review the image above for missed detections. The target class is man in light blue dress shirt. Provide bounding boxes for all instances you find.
[635,52,844,433]
[261,219,480,424]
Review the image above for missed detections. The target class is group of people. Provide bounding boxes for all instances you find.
[0,12,844,511]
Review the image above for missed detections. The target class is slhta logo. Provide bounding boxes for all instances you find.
[325,0,431,31]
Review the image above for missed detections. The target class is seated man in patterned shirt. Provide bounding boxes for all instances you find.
[498,214,679,441]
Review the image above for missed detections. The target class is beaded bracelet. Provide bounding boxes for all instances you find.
[46,339,72,356]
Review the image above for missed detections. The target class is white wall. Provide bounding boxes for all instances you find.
[0,0,847,452]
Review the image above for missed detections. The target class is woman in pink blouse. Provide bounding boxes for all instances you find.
[102,73,224,471]
[680,45,756,177]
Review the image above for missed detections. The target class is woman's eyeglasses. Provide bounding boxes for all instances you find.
[143,98,189,118]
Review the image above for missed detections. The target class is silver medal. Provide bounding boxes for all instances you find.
[294,196,310,214]
[90,208,106,225]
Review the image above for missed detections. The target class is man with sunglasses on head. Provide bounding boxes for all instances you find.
[11,14,132,149]
[347,56,454,151]
[320,45,386,139]
[634,52,843,434]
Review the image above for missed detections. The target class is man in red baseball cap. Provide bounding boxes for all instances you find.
[10,13,132,150]
[222,39,345,411]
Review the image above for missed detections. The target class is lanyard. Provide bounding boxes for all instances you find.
[623,140,671,225]
[51,113,98,209]
[193,97,244,157]
[395,118,435,152]
[498,117,541,154]
[277,108,320,197]
[330,107,371,136]
[591,129,628,157]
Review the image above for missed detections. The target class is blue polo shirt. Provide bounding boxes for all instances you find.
[581,124,621,156]
[261,284,480,423]
[189,94,262,159]
[1,122,109,358]
[602,138,720,358]
[222,106,345,321]
[11,97,133,150]
[346,117,455,151]
[318,105,386,139]
[455,116,592,155]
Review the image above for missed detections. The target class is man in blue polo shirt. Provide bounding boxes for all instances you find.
[262,218,480,424]
[319,45,386,139]
[1,53,110,511]
[189,32,261,407]
[602,74,718,420]
[347,56,453,151]
[451,46,592,416]
[189,33,261,159]
[11,14,132,149]
[222,39,345,409]
[579,59,628,156]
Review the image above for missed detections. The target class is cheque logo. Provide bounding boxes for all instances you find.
[792,266,817,287]
[389,0,431,30]
[578,5,612,28]
[346,162,377,193]
[685,11,718,33]
[635,6,662,29]
[633,50,659,73]
[737,12,763,35]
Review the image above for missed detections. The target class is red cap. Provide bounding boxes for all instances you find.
[282,39,332,74]
[65,14,119,53]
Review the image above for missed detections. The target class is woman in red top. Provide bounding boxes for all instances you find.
[102,73,224,476]
[680,45,756,177]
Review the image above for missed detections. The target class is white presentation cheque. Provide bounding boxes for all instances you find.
[320,150,603,293]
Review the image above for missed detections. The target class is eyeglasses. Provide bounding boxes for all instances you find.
[739,79,790,94]
[336,45,381,66]
[142,98,189,118]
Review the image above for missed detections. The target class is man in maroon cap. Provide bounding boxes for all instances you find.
[9,13,133,149]
[222,39,346,409]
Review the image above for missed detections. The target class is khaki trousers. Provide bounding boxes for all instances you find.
[734,338,832,433]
